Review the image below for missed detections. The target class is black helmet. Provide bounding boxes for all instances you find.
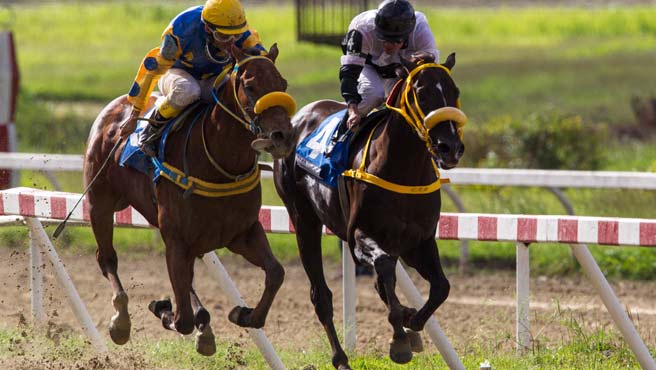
[374,0,416,42]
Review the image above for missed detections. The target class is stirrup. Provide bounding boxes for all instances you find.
[139,121,167,157]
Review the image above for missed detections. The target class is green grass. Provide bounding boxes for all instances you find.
[10,3,656,120]
[0,322,646,369]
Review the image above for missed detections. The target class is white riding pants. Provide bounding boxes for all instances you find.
[157,68,219,113]
[356,64,400,116]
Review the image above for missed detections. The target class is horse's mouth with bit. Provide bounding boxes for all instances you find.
[251,136,293,158]
[432,146,463,170]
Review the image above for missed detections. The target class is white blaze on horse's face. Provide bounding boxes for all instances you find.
[431,82,457,136]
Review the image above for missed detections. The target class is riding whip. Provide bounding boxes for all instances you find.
[53,137,123,238]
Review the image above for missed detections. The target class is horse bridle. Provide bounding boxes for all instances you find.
[211,55,296,135]
[341,62,469,195]
[385,62,468,159]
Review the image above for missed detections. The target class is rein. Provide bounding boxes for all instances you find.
[154,55,295,198]
[211,55,296,134]
[342,63,467,195]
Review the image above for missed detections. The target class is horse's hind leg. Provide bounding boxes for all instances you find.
[295,206,350,370]
[226,221,284,329]
[400,238,450,332]
[89,198,131,345]
[190,286,216,356]
[355,229,412,364]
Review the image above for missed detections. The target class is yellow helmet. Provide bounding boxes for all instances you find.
[202,0,248,35]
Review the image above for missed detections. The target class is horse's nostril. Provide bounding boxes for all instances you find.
[457,144,465,157]
[437,143,451,155]
[270,130,284,142]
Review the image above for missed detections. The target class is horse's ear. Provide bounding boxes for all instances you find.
[410,51,435,64]
[267,43,279,63]
[443,52,456,71]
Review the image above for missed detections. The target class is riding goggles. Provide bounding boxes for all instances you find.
[206,25,239,43]
[379,37,405,44]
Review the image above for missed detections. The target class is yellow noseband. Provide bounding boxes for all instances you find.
[254,91,297,117]
[424,107,468,130]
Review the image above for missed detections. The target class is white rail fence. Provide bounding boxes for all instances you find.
[2,152,656,189]
[1,187,655,369]
[3,152,656,274]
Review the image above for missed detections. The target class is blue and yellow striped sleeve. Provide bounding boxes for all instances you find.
[127,27,181,111]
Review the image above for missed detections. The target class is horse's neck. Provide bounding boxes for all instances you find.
[370,116,434,182]
[198,82,257,177]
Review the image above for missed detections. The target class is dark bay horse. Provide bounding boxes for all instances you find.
[84,45,295,355]
[274,53,466,369]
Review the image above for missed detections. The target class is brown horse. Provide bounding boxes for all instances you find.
[274,53,466,369]
[84,45,295,355]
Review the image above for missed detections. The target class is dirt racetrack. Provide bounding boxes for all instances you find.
[1,245,655,368]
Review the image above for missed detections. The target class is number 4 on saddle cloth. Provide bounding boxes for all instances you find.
[296,108,387,188]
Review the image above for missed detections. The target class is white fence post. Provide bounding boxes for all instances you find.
[342,240,356,353]
[29,229,45,325]
[516,242,530,352]
[24,217,107,353]
[202,252,286,370]
[570,244,656,370]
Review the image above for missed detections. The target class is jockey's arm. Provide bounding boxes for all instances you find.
[127,31,181,112]
[339,29,368,106]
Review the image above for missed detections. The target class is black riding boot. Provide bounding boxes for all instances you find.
[139,111,167,157]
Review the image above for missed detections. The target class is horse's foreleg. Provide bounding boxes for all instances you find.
[89,201,131,345]
[190,286,216,356]
[226,221,284,329]
[400,238,450,332]
[296,209,350,370]
[355,229,412,364]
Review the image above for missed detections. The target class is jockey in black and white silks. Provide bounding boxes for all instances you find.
[339,0,440,130]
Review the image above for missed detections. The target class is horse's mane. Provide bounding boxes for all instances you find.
[409,51,436,64]
[396,52,437,79]
[237,46,288,90]
[243,47,264,56]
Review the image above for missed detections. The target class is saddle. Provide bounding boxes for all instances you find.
[295,108,389,189]
[118,101,205,181]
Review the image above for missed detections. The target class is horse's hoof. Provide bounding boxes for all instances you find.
[338,365,353,370]
[148,298,172,318]
[109,311,131,345]
[109,292,130,345]
[389,336,413,364]
[195,325,216,356]
[228,306,261,328]
[404,328,424,353]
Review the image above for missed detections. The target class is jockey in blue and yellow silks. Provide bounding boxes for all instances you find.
[119,0,266,157]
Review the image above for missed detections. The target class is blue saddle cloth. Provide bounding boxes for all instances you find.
[118,107,185,182]
[295,109,352,188]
